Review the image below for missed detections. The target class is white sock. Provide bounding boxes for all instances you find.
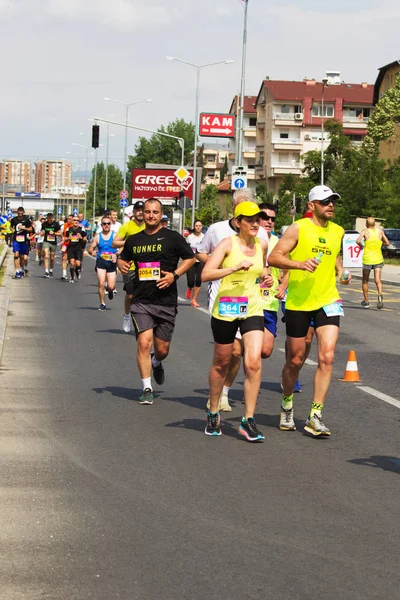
[152,354,161,367]
[49,269,53,273]
[142,377,152,391]
[222,385,230,397]
[124,313,130,318]
[63,270,67,277]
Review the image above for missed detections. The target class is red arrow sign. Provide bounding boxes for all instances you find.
[199,113,235,138]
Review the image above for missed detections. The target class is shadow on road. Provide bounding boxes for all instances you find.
[92,386,142,402]
[95,329,131,335]
[348,455,400,474]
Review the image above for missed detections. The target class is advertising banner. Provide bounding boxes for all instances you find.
[132,169,193,201]
[342,233,363,268]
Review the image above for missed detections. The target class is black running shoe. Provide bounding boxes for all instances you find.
[44,272,50,278]
[205,411,222,436]
[49,271,53,277]
[99,303,106,311]
[108,289,114,300]
[239,417,265,442]
[151,351,165,385]
[139,388,154,405]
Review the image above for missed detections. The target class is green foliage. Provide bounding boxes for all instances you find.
[126,119,195,193]
[195,184,222,226]
[366,77,400,143]
[86,162,124,218]
[220,155,228,181]
[256,183,274,203]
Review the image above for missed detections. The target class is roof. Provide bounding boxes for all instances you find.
[217,179,231,192]
[255,80,373,107]
[229,95,257,114]
[373,60,400,104]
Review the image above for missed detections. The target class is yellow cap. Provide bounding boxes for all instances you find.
[234,201,263,219]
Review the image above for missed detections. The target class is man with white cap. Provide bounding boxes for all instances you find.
[269,185,351,438]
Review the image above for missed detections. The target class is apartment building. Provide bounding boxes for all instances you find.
[201,145,230,186]
[228,95,258,189]
[373,60,400,163]
[254,73,374,192]
[0,160,32,192]
[35,160,72,193]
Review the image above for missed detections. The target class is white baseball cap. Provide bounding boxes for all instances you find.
[308,185,340,202]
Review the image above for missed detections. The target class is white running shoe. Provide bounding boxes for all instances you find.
[122,314,131,333]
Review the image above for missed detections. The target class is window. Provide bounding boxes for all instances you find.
[280,131,289,139]
[249,117,257,127]
[281,105,290,114]
[207,171,215,178]
[279,154,290,164]
[294,105,302,113]
[312,104,334,117]
[207,155,216,164]
[345,107,370,119]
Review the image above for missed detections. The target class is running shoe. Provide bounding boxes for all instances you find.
[219,392,232,412]
[49,271,53,277]
[108,289,114,301]
[44,272,50,278]
[377,295,384,309]
[139,388,154,405]
[239,417,265,442]
[279,408,296,431]
[24,269,28,276]
[304,414,331,437]
[69,279,75,284]
[186,288,192,300]
[294,379,302,393]
[113,289,118,295]
[77,272,82,280]
[122,314,131,333]
[151,351,165,385]
[205,412,221,436]
[361,300,370,308]
[61,275,67,281]
[99,303,106,311]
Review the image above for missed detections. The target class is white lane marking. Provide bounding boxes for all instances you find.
[178,296,209,315]
[278,347,318,366]
[356,386,400,409]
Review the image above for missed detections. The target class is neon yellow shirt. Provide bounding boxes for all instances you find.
[117,220,145,271]
[212,235,264,321]
[362,228,384,265]
[286,218,343,311]
[261,234,280,312]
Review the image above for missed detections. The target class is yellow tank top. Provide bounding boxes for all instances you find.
[261,234,280,312]
[286,218,344,311]
[212,235,264,321]
[362,229,383,265]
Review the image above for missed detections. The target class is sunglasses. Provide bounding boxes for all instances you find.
[314,198,337,206]
[102,222,111,225]
[263,215,276,222]
[72,219,79,222]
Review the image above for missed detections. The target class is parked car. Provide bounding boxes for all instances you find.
[383,229,400,258]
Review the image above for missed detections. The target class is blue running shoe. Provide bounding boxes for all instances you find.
[294,379,302,393]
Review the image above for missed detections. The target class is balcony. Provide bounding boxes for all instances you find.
[243,147,256,159]
[273,112,303,126]
[271,161,302,175]
[272,137,302,150]
[243,126,256,137]
[342,115,369,123]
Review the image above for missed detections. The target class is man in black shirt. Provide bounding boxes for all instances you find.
[64,217,87,283]
[41,213,62,277]
[119,197,195,404]
[10,206,32,278]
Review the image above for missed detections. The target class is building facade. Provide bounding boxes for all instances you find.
[201,145,230,186]
[35,160,72,193]
[228,95,257,190]
[0,160,33,192]
[373,61,400,163]
[254,74,374,192]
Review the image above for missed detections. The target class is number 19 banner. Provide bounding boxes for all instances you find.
[342,233,364,268]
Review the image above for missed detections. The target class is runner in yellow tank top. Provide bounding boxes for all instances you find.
[269,185,351,438]
[356,217,390,309]
[202,201,273,442]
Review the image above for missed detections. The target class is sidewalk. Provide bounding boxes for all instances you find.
[349,264,400,287]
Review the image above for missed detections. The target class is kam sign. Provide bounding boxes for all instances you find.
[132,169,193,201]
[199,113,235,138]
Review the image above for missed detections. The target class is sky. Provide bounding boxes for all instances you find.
[0,0,400,177]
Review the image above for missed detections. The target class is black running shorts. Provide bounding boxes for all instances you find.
[285,308,340,338]
[211,315,264,345]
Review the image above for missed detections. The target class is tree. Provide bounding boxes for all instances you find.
[366,77,400,144]
[86,162,124,218]
[220,155,228,181]
[126,119,195,193]
[195,184,222,225]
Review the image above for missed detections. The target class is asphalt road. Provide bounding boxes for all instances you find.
[1,256,399,600]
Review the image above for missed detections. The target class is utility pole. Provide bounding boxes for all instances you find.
[237,0,249,167]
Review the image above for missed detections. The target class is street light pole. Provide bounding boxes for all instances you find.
[321,78,328,185]
[93,148,98,224]
[166,56,233,226]
[237,0,249,167]
[105,124,110,211]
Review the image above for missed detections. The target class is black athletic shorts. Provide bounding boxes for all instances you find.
[211,315,264,345]
[285,308,340,338]
[123,270,136,295]
[67,246,83,262]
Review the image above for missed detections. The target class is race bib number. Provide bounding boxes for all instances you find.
[47,233,55,242]
[218,296,248,318]
[101,253,113,261]
[323,301,344,317]
[70,236,79,242]
[16,234,25,242]
[138,262,161,281]
[260,282,270,298]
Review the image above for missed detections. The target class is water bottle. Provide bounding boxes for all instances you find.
[314,251,324,264]
[340,269,350,285]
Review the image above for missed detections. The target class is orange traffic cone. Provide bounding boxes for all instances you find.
[340,350,361,382]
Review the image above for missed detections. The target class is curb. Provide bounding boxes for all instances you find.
[0,245,12,363]
[349,273,400,288]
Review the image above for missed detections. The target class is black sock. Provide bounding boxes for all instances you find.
[75,266,80,276]
[70,268,75,280]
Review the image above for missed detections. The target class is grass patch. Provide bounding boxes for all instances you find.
[385,257,400,266]
[0,266,5,287]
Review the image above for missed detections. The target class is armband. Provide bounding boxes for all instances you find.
[173,271,180,281]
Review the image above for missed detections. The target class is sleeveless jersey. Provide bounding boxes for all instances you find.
[262,234,280,312]
[362,229,384,265]
[212,235,264,321]
[286,218,344,311]
[97,232,117,260]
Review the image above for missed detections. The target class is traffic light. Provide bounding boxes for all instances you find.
[295,197,302,213]
[92,124,100,149]
[5,201,10,210]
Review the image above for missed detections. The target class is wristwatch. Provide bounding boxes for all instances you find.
[173,271,180,281]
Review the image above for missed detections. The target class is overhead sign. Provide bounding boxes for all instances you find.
[132,169,193,201]
[342,233,363,268]
[199,113,235,138]
[73,208,79,217]
[120,190,128,199]
[120,198,128,208]
[15,192,41,198]
[231,165,248,191]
